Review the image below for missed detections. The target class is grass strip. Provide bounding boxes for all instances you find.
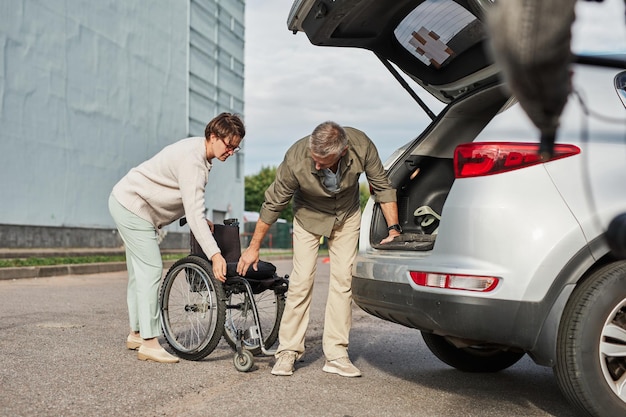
[0,248,322,268]
[0,253,185,268]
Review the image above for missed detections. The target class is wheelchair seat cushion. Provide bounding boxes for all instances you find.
[225,260,276,280]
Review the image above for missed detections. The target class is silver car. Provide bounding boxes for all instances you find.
[288,1,626,416]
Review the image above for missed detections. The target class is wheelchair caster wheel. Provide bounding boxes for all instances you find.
[233,349,254,372]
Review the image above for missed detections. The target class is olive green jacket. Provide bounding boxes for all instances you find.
[259,127,397,237]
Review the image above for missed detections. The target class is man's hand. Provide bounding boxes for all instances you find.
[211,252,227,282]
[237,219,270,276]
[237,247,260,276]
[379,202,400,244]
[379,230,401,244]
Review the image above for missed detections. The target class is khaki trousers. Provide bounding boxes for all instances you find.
[108,194,163,339]
[276,209,361,360]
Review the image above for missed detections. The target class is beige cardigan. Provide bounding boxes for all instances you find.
[112,137,221,259]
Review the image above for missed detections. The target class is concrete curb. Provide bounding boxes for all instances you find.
[0,260,178,281]
[0,249,126,259]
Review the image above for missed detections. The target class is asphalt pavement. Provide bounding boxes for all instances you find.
[0,258,582,417]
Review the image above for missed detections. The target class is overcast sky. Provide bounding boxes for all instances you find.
[242,0,626,176]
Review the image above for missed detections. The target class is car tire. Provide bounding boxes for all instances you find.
[554,261,626,417]
[421,332,525,372]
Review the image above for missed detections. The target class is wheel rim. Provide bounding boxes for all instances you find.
[599,296,626,402]
[161,264,220,353]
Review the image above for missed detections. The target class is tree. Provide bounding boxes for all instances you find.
[359,181,371,211]
[244,166,293,222]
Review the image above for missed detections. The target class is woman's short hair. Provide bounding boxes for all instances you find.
[205,112,246,140]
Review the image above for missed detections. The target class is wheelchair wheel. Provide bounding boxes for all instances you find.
[159,255,226,361]
[233,349,254,372]
[223,283,285,356]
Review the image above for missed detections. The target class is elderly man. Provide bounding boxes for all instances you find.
[237,121,401,377]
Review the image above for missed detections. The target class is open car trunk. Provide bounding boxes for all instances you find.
[369,84,510,250]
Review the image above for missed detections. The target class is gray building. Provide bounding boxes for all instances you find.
[0,0,246,248]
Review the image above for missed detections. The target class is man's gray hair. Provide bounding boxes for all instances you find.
[309,121,348,158]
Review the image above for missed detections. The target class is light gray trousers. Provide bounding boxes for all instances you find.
[108,194,163,339]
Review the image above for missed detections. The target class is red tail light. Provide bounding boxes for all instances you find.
[410,271,499,292]
[454,142,580,178]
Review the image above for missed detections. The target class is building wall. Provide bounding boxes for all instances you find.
[0,0,245,248]
[188,0,245,227]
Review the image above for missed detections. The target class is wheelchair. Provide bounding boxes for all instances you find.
[158,218,288,371]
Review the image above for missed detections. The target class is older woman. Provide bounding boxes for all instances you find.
[109,112,245,363]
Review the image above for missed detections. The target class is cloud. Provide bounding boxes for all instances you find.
[573,0,626,52]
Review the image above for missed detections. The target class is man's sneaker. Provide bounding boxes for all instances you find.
[322,357,361,377]
[271,351,298,376]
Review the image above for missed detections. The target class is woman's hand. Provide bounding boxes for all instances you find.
[211,253,227,282]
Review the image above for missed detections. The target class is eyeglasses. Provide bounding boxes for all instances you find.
[220,138,241,153]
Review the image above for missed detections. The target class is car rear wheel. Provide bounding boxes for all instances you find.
[421,332,525,372]
[555,261,626,417]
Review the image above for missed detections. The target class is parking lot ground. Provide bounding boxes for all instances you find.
[0,259,579,417]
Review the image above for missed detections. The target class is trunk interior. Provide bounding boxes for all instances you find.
[370,84,510,249]
[370,155,454,250]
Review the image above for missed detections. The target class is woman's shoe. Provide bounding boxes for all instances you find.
[137,345,179,363]
[126,333,143,350]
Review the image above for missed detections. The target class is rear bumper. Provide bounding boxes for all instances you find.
[351,276,545,351]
